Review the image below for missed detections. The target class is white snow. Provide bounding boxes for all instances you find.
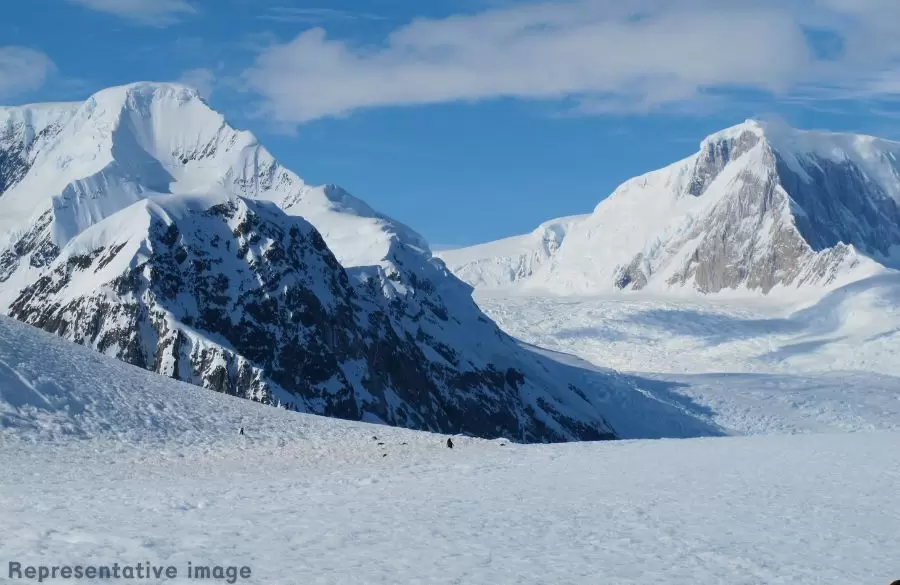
[2,314,899,584]
[436,215,585,288]
[5,431,900,585]
[472,272,900,436]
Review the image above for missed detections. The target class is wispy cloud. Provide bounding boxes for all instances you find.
[177,68,216,99]
[242,0,900,127]
[258,7,386,24]
[0,46,55,99]
[65,0,196,26]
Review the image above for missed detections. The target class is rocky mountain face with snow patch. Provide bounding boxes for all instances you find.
[440,120,900,295]
[0,83,621,442]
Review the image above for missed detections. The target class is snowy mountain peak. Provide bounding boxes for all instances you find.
[72,82,204,121]
[0,84,649,442]
[442,120,900,296]
[699,117,900,160]
[0,82,257,247]
[700,118,900,190]
[102,80,203,101]
[700,119,766,145]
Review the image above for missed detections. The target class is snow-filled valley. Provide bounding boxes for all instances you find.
[475,274,900,436]
[2,315,899,585]
[6,428,899,584]
[478,274,900,378]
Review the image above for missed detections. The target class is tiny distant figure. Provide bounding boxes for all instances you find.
[446,437,454,449]
[239,427,244,435]
[372,436,378,441]
[382,453,387,458]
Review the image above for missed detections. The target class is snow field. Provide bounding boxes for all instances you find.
[1,270,899,584]
[3,431,899,585]
[474,275,900,436]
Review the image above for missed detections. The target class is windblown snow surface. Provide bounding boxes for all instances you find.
[2,316,899,584]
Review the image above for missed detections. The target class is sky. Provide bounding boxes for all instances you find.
[3,0,900,247]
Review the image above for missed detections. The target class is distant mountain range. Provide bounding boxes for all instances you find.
[439,119,900,295]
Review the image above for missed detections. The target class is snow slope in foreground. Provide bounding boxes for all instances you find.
[0,319,900,585]
[0,313,448,448]
[3,416,899,583]
[2,317,899,583]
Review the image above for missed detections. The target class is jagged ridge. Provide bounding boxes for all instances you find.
[441,120,900,295]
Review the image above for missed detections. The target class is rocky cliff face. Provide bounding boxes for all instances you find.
[441,120,900,295]
[652,125,900,293]
[0,83,626,442]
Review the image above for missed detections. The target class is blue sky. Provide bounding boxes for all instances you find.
[2,0,900,247]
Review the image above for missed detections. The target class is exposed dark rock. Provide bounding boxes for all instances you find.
[7,196,616,442]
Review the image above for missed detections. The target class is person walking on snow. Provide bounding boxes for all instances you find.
[446,437,454,449]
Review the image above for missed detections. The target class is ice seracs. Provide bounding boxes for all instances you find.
[440,119,900,296]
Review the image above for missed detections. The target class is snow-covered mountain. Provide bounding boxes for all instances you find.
[0,82,635,442]
[437,215,585,289]
[440,119,900,295]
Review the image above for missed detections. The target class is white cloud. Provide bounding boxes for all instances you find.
[243,0,900,126]
[244,1,814,124]
[178,68,216,99]
[0,47,55,99]
[258,7,386,24]
[66,0,196,26]
[794,0,900,99]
